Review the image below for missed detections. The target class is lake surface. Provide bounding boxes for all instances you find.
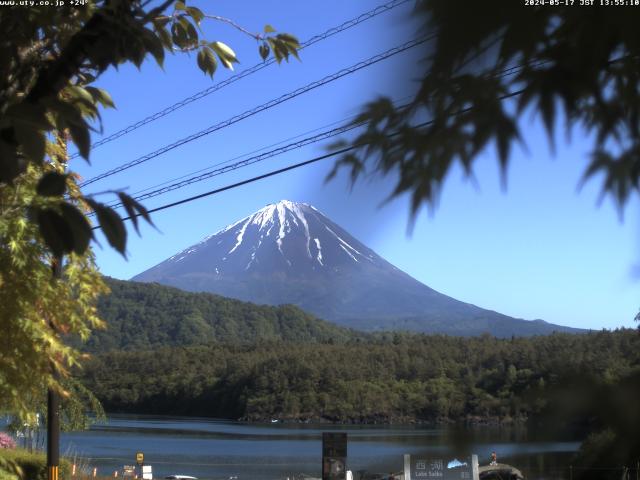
[60,415,580,480]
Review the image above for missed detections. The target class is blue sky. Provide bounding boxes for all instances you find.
[72,0,639,331]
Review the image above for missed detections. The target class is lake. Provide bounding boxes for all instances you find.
[60,415,580,480]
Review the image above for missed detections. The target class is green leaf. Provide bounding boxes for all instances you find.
[44,97,83,126]
[277,33,300,60]
[277,33,300,47]
[68,123,91,160]
[0,456,24,478]
[267,38,283,63]
[185,20,199,45]
[204,47,218,76]
[0,140,26,184]
[174,0,186,10]
[259,43,270,61]
[171,21,189,48]
[36,172,68,196]
[36,208,74,257]
[265,35,301,63]
[273,40,290,63]
[141,28,165,67]
[117,192,153,235]
[14,124,46,163]
[186,6,204,25]
[76,72,96,85]
[211,41,237,70]
[60,203,93,254]
[155,24,173,50]
[264,24,276,33]
[67,85,95,106]
[153,15,172,27]
[5,102,53,130]
[197,48,207,73]
[86,199,127,256]
[85,87,115,109]
[197,47,217,76]
[211,40,235,59]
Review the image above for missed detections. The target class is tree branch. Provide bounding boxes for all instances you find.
[204,14,261,41]
[25,0,176,105]
[142,0,175,23]
[25,10,110,104]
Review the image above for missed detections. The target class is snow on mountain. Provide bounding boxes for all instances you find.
[154,200,381,276]
[132,200,582,337]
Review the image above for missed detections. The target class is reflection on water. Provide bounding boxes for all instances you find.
[60,415,580,480]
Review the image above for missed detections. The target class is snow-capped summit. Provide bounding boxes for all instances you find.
[157,200,382,276]
[132,200,580,336]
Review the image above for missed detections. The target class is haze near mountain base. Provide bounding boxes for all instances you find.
[132,200,580,337]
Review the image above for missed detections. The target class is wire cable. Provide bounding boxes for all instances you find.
[70,0,412,159]
[99,121,364,214]
[99,95,414,212]
[91,89,525,230]
[92,144,358,230]
[87,55,533,203]
[110,106,373,200]
[80,35,431,188]
[93,61,532,215]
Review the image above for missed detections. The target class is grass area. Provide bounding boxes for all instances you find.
[0,448,72,480]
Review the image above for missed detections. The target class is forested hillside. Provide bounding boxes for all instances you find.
[132,200,581,337]
[81,329,640,424]
[87,278,359,351]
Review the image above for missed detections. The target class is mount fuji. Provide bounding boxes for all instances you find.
[132,200,580,336]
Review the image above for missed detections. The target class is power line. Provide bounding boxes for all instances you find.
[99,96,414,212]
[87,55,532,203]
[120,113,360,198]
[70,0,412,159]
[99,121,364,213]
[94,60,532,214]
[92,145,358,230]
[91,88,525,230]
[80,35,431,188]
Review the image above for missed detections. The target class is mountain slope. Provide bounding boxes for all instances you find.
[87,278,359,351]
[132,200,581,337]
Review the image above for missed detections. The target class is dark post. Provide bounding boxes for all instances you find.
[47,256,62,480]
[46,389,59,480]
[322,432,347,480]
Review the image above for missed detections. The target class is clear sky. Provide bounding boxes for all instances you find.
[72,0,639,331]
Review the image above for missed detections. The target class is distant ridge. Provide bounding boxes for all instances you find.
[88,277,358,351]
[132,200,582,337]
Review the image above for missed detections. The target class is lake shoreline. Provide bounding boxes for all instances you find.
[61,414,581,480]
[103,410,529,427]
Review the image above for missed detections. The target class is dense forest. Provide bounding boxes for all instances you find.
[81,329,640,425]
[80,279,640,478]
[86,278,360,351]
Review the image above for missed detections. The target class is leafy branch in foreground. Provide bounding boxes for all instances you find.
[0,0,300,423]
[331,1,640,218]
[0,0,300,256]
[0,159,107,422]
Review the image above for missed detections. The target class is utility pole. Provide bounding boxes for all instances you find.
[48,129,68,480]
[47,255,62,480]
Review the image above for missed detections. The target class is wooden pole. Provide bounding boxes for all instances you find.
[47,129,70,480]
[47,256,62,480]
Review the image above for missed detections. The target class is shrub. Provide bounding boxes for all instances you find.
[0,434,15,450]
[0,449,70,480]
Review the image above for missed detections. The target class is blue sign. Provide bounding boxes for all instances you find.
[408,455,475,480]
